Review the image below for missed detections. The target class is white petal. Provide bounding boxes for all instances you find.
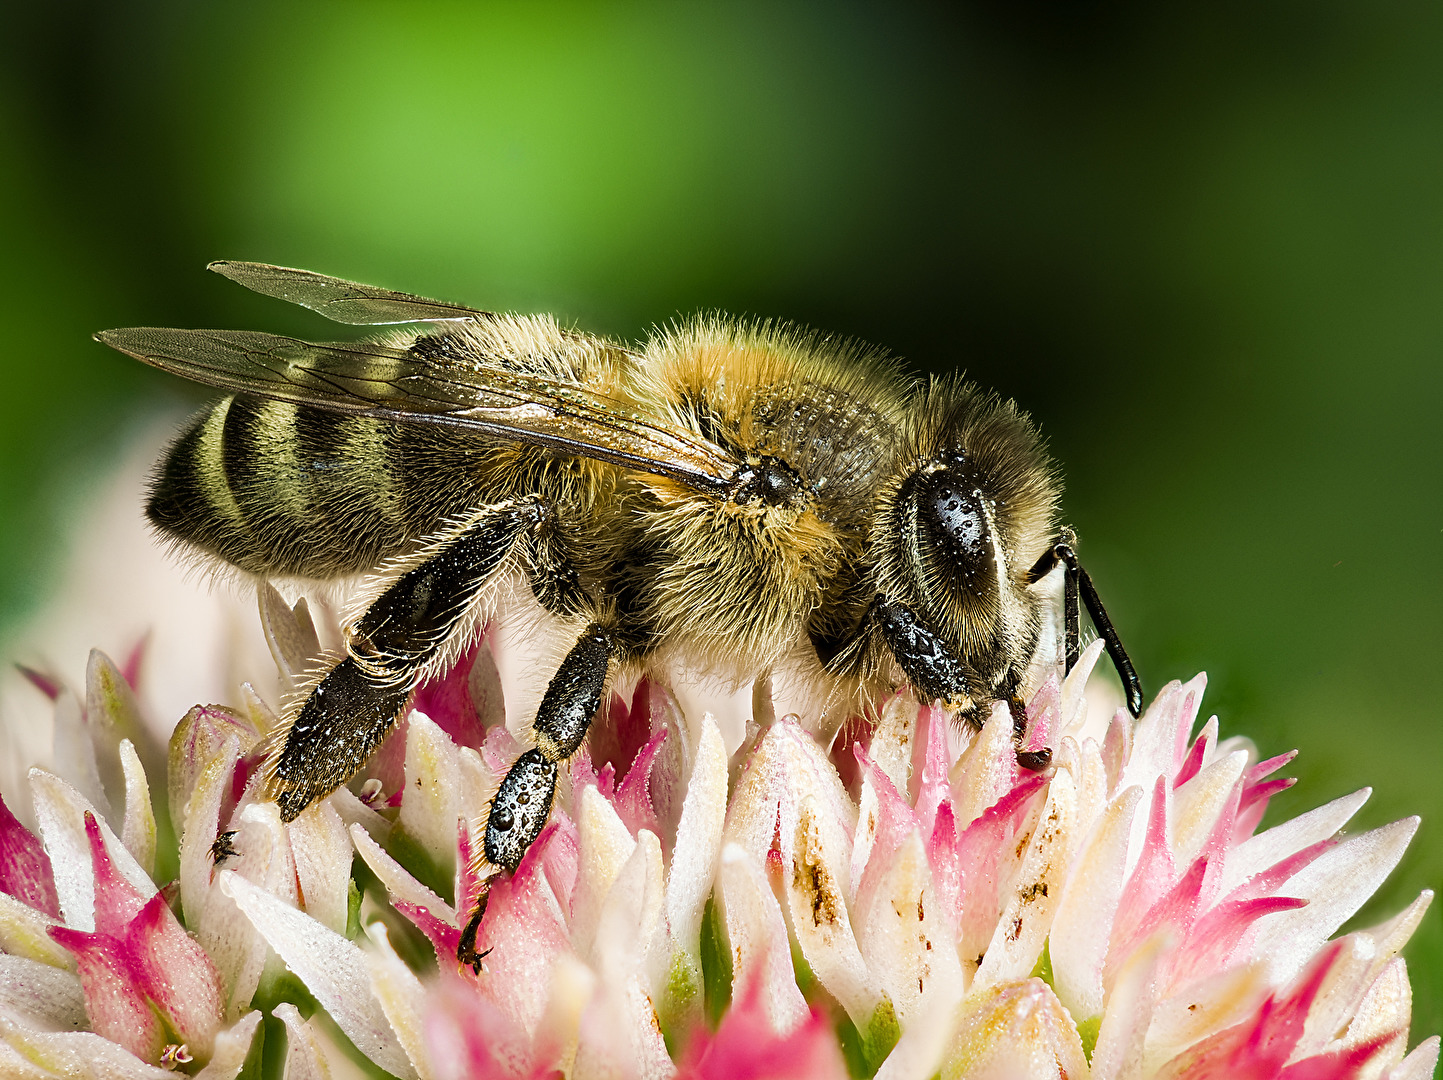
[117,740,156,878]
[869,695,917,797]
[178,737,241,930]
[289,800,352,934]
[537,954,598,1078]
[1337,957,1410,1063]
[578,830,670,1080]
[274,1002,332,1080]
[85,650,160,815]
[1060,638,1108,739]
[259,582,323,689]
[974,767,1078,991]
[1090,931,1167,1080]
[1218,787,1371,896]
[0,1014,174,1079]
[855,827,963,1023]
[594,830,665,976]
[939,979,1090,1080]
[718,844,809,1035]
[1170,749,1245,868]
[0,954,86,1031]
[1141,961,1268,1075]
[49,691,110,824]
[220,871,418,1079]
[950,703,1014,830]
[725,716,857,895]
[571,785,638,962]
[399,711,461,880]
[1369,890,1434,960]
[1385,1037,1440,1080]
[328,784,393,842]
[191,1012,263,1080]
[1120,675,1206,793]
[785,795,880,1030]
[1251,817,1419,985]
[663,712,727,996]
[364,923,434,1080]
[874,991,953,1080]
[1050,784,1143,1021]
[200,801,296,1018]
[30,768,155,931]
[350,823,456,928]
[0,892,73,970]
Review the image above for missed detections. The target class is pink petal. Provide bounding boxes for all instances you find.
[1174,725,1211,789]
[927,800,963,941]
[412,638,492,751]
[16,664,61,701]
[363,713,412,805]
[0,792,59,917]
[470,819,579,1034]
[1227,839,1337,904]
[1110,777,1176,951]
[588,681,658,782]
[613,727,667,841]
[954,773,1048,965]
[396,900,462,965]
[1278,1033,1401,1080]
[853,746,920,909]
[124,891,224,1057]
[677,977,848,1080]
[120,635,148,692]
[1154,940,1342,1078]
[828,711,877,797]
[913,705,951,839]
[1169,896,1309,989]
[1235,777,1298,841]
[83,812,149,936]
[423,972,555,1080]
[1020,673,1059,754]
[48,925,166,1063]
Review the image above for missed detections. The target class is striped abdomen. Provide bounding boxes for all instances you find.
[148,396,493,578]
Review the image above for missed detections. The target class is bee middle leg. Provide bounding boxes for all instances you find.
[483,624,614,872]
[271,498,545,821]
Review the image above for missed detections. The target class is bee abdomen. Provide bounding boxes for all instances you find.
[147,396,452,578]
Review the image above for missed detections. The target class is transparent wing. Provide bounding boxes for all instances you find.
[97,326,738,491]
[208,261,489,325]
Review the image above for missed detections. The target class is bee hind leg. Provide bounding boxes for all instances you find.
[1025,534,1144,718]
[271,499,544,821]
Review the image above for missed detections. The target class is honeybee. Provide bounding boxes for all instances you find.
[96,262,1143,886]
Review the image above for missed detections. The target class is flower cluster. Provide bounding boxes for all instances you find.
[0,586,1435,1079]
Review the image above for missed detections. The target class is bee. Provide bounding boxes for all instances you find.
[97,262,1143,886]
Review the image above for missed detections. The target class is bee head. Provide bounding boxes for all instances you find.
[871,378,1061,664]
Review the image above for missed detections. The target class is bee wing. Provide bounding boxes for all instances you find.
[97,327,738,490]
[208,261,489,325]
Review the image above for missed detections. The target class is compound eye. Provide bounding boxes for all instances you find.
[907,461,998,603]
[927,475,988,566]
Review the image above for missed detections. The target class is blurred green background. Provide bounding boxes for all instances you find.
[2,0,1440,1039]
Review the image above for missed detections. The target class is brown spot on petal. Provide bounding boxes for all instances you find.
[794,849,841,928]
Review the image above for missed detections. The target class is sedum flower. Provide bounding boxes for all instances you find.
[0,570,1436,1079]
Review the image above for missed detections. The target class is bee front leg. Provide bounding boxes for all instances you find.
[484,625,613,872]
[1025,535,1144,718]
[271,499,543,821]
